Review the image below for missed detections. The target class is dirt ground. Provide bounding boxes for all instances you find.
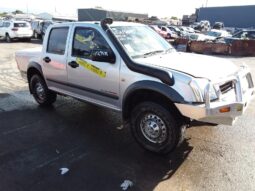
[0,39,255,191]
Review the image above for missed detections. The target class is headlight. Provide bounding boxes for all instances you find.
[189,80,204,102]
[189,79,218,102]
[208,85,218,101]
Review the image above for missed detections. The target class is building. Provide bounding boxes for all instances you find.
[196,5,255,28]
[37,12,77,22]
[1,13,36,21]
[78,8,148,21]
[182,14,197,26]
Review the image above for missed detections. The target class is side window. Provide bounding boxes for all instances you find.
[47,27,69,55]
[72,28,111,59]
[6,22,10,27]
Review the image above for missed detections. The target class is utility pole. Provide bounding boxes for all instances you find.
[26,3,28,14]
[205,0,209,7]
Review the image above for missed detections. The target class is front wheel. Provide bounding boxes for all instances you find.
[29,74,57,106]
[131,102,185,154]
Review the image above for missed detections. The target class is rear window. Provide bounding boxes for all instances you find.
[14,23,29,27]
[47,27,69,55]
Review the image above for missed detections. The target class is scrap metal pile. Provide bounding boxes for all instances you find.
[174,38,255,57]
[149,20,255,57]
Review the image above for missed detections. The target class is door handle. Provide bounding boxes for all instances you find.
[68,61,79,68]
[43,57,51,63]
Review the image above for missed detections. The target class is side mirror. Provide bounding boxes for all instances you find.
[91,49,116,64]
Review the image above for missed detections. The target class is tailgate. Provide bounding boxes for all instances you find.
[17,27,32,35]
[15,47,42,73]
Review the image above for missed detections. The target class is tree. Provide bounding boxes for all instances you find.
[95,6,103,9]
[171,16,178,20]
[12,10,24,14]
[0,12,7,17]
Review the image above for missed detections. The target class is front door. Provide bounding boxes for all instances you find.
[67,26,120,108]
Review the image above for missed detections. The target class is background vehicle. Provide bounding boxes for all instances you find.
[15,20,254,154]
[206,29,231,39]
[193,20,211,32]
[224,29,255,44]
[188,33,216,41]
[161,26,178,39]
[31,20,54,40]
[167,25,183,37]
[149,25,168,39]
[213,22,224,30]
[0,20,33,42]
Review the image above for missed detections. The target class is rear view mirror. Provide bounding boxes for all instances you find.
[91,49,116,64]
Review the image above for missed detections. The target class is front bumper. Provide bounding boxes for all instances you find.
[175,67,255,125]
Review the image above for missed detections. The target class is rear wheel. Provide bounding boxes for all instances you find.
[131,102,185,154]
[5,34,12,43]
[34,32,38,39]
[29,74,57,106]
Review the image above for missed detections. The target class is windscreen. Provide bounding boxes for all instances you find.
[111,25,175,58]
[14,23,29,28]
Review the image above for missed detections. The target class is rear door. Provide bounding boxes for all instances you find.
[0,22,10,37]
[0,22,4,37]
[42,26,71,89]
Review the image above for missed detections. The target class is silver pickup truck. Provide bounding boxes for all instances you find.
[16,19,254,154]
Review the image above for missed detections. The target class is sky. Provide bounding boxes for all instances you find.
[0,0,255,18]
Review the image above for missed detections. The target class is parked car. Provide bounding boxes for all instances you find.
[224,29,255,44]
[0,20,33,42]
[194,20,211,32]
[15,19,254,154]
[31,20,54,40]
[149,25,168,39]
[188,33,216,41]
[161,26,178,39]
[213,22,224,30]
[206,29,231,39]
[167,25,183,37]
[179,26,198,35]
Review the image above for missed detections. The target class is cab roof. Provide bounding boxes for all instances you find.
[51,21,145,28]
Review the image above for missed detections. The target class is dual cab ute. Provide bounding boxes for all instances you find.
[16,19,254,154]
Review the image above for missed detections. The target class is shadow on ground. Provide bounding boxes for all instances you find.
[0,95,192,191]
[0,37,42,45]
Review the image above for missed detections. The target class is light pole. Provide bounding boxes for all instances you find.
[205,0,209,7]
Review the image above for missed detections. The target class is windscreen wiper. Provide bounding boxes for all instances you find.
[143,50,164,57]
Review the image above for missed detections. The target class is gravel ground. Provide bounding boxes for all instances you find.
[0,39,255,191]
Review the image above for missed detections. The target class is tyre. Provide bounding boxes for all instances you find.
[34,32,38,39]
[5,34,12,43]
[29,74,57,106]
[131,102,185,154]
[25,38,31,42]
